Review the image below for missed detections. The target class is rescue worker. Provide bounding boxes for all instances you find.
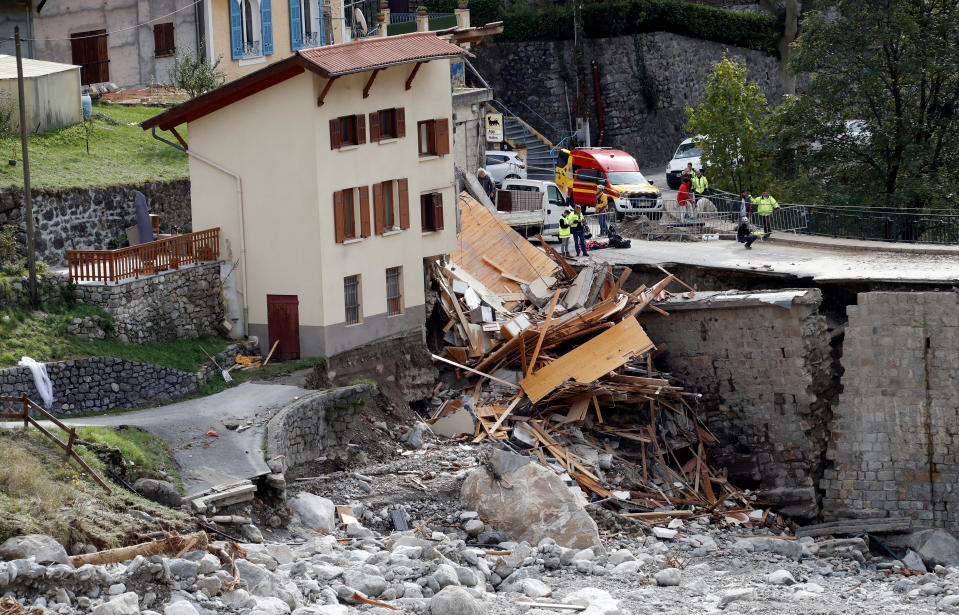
[751,190,779,234]
[595,181,609,235]
[569,204,588,257]
[558,207,572,257]
[691,169,709,200]
[737,216,758,249]
[676,177,692,221]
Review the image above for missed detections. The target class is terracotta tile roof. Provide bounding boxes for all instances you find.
[298,32,468,76]
[141,33,467,131]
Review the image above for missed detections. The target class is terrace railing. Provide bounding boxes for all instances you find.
[66,228,220,285]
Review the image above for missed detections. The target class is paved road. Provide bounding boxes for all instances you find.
[64,382,306,496]
[584,236,959,284]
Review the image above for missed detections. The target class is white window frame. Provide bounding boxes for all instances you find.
[241,0,262,58]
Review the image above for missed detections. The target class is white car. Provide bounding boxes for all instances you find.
[485,150,527,185]
[666,136,704,189]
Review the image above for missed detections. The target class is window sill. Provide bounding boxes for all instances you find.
[155,52,175,58]
[382,229,402,237]
[419,154,439,161]
[345,321,363,327]
[387,311,405,318]
[422,229,440,235]
[342,237,363,245]
[338,144,360,152]
[377,137,399,145]
[238,55,266,66]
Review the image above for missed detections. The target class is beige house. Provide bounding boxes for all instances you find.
[142,32,464,359]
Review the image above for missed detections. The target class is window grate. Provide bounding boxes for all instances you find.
[386,267,402,316]
[344,275,360,325]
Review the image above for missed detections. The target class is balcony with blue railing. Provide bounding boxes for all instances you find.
[302,31,321,47]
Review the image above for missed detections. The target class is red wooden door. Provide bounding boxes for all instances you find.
[71,30,110,85]
[267,295,300,360]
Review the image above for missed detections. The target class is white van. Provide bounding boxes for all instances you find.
[666,136,704,189]
[495,179,568,238]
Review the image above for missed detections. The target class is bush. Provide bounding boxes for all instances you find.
[456,0,781,55]
[0,225,22,275]
[168,51,226,99]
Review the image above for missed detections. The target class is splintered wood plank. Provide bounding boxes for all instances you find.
[562,396,591,424]
[474,396,521,442]
[520,316,654,403]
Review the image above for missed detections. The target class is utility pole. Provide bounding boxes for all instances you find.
[14,26,37,308]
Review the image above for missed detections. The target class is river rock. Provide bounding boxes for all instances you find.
[461,447,604,552]
[92,592,139,615]
[766,569,797,585]
[563,587,621,615]
[0,535,70,566]
[430,586,485,615]
[654,568,681,586]
[133,479,183,508]
[289,493,335,532]
[733,536,802,561]
[908,529,959,568]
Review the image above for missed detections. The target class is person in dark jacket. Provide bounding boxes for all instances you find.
[477,168,496,202]
[737,216,758,249]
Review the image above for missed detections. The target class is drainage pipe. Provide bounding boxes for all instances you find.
[150,128,249,337]
[591,60,605,146]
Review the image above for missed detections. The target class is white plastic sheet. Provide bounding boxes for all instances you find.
[17,356,53,409]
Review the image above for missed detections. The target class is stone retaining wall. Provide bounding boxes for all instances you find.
[821,292,959,528]
[0,179,191,267]
[639,289,833,519]
[266,385,374,469]
[472,32,783,167]
[74,261,224,343]
[0,357,196,416]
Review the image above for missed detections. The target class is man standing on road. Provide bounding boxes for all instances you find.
[752,190,779,234]
[569,204,588,257]
[558,207,572,257]
[676,177,692,221]
[691,169,709,200]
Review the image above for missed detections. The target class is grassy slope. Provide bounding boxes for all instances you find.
[77,426,184,492]
[0,304,228,370]
[0,103,187,188]
[0,427,192,547]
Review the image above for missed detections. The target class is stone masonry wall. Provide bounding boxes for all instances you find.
[74,261,224,343]
[639,289,833,519]
[821,292,959,528]
[266,385,374,469]
[0,357,196,416]
[0,179,191,267]
[472,32,783,167]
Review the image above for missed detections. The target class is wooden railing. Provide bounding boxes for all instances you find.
[67,228,220,285]
[0,393,112,493]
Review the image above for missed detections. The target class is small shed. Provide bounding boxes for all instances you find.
[0,55,81,133]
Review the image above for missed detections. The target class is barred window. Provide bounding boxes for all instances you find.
[344,275,361,325]
[386,267,402,316]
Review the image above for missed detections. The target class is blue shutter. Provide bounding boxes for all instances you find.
[289,0,302,50]
[318,5,325,46]
[229,0,243,59]
[261,0,274,55]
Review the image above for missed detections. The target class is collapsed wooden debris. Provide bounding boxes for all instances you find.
[426,193,774,525]
[69,531,210,567]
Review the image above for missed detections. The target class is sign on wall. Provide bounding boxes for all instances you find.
[486,113,503,143]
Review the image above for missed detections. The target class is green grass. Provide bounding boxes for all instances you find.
[0,304,228,371]
[195,356,325,397]
[0,103,187,188]
[77,426,183,492]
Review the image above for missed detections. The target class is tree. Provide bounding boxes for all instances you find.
[685,57,771,194]
[773,0,959,209]
[168,51,226,100]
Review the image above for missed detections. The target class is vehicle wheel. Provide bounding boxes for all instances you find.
[666,179,680,190]
[616,211,625,222]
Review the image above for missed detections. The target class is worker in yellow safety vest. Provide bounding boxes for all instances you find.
[558,207,572,257]
[595,181,610,235]
[568,204,588,257]
[691,170,709,198]
[751,190,779,234]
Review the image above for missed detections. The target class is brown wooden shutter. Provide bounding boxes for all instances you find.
[329,118,341,149]
[398,178,410,230]
[436,118,450,155]
[433,192,444,230]
[154,23,175,56]
[359,186,371,238]
[356,115,366,145]
[420,194,428,232]
[333,190,346,243]
[373,182,385,234]
[369,112,380,143]
[396,108,406,138]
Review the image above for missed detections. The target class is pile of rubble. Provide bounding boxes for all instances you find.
[424,194,777,530]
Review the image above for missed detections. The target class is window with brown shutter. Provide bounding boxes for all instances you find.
[343,189,356,239]
[359,186,371,238]
[421,192,444,232]
[396,108,406,138]
[435,118,450,155]
[397,178,409,230]
[71,30,109,85]
[417,120,436,157]
[369,111,380,143]
[154,23,175,57]
[332,115,364,148]
[356,114,367,145]
[373,182,385,234]
[333,190,346,243]
[329,118,342,149]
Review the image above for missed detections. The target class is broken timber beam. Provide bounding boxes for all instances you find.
[69,531,209,567]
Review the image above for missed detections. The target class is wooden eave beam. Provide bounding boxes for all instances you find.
[316,76,338,106]
[169,126,188,150]
[362,69,381,99]
[405,62,424,90]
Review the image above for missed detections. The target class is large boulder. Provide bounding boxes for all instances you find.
[133,479,183,508]
[430,586,485,615]
[0,534,70,566]
[461,448,604,552]
[289,493,335,532]
[909,529,959,568]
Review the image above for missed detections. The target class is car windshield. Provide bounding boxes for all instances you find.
[607,171,649,185]
[674,143,702,159]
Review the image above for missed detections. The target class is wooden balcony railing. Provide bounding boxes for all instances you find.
[67,228,220,285]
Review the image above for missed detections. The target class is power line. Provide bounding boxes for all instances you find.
[24,0,203,41]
